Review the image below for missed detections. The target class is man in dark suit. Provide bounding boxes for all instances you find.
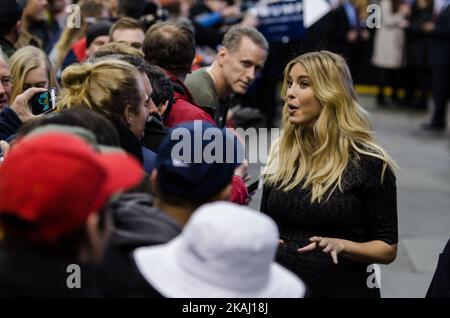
[426,237,450,297]
[325,0,369,76]
[422,2,450,131]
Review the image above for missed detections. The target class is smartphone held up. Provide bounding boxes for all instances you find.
[246,178,260,194]
[29,88,57,115]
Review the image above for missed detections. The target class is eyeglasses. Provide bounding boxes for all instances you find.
[0,76,12,86]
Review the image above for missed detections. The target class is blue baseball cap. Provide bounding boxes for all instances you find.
[155,121,244,201]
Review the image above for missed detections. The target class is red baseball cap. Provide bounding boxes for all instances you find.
[0,132,144,243]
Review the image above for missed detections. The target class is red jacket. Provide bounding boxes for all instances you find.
[164,71,216,127]
[72,37,87,63]
[230,175,249,205]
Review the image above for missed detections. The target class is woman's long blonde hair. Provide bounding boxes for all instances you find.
[9,46,59,102]
[264,51,396,203]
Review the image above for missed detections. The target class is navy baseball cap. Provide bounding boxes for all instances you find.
[155,121,244,201]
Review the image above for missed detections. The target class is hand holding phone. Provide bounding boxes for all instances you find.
[29,88,57,115]
[10,87,46,123]
[246,179,260,194]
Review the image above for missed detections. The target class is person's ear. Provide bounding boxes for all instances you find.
[150,169,159,194]
[15,20,22,36]
[84,213,103,263]
[123,105,133,125]
[0,140,11,159]
[86,213,100,235]
[159,100,169,116]
[217,47,228,67]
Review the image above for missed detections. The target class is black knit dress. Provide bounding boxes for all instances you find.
[260,154,398,298]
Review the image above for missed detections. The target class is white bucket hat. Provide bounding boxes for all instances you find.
[133,202,305,298]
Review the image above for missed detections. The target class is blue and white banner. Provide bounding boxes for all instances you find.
[249,0,332,42]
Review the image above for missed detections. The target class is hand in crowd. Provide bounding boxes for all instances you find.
[11,87,47,123]
[423,21,435,33]
[297,236,346,264]
[0,140,10,159]
[226,109,234,123]
[221,5,242,19]
[240,12,260,28]
[234,158,249,180]
[399,19,410,29]
[399,3,411,17]
[417,0,429,9]
[361,29,370,41]
[347,30,358,43]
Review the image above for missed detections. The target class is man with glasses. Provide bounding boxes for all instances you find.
[0,53,12,111]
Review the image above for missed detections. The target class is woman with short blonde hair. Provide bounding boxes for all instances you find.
[261,51,398,298]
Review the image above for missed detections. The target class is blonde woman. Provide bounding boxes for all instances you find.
[261,51,398,298]
[9,46,59,103]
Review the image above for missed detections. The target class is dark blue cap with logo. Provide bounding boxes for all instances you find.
[155,121,244,201]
